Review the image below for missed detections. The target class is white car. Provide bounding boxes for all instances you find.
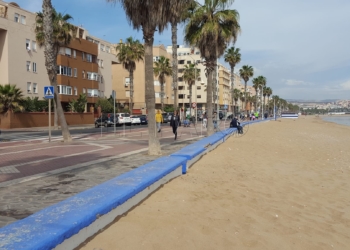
[130,115,141,125]
[116,113,131,125]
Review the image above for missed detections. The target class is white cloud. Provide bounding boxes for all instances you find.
[284,79,308,86]
[340,80,350,90]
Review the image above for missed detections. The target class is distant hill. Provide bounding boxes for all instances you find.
[286,99,340,103]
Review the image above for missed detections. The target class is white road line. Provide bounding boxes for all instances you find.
[0,145,94,156]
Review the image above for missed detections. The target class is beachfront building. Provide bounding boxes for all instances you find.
[218,63,231,112]
[0,1,118,112]
[112,44,174,114]
[166,45,207,114]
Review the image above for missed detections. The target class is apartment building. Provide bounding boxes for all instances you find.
[166,45,207,113]
[112,44,173,114]
[218,63,231,111]
[0,1,117,112]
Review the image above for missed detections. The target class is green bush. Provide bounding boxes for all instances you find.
[68,93,87,113]
[95,97,114,113]
[19,97,49,112]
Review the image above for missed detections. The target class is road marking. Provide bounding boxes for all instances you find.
[0,144,94,156]
[0,166,20,174]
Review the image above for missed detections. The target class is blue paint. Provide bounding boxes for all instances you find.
[0,156,187,250]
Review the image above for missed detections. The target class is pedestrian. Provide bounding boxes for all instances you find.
[202,112,207,128]
[170,110,180,140]
[155,110,163,132]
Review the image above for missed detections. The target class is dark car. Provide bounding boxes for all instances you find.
[95,114,118,128]
[162,113,169,123]
[139,115,148,125]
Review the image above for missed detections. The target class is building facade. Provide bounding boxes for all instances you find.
[0,1,117,112]
[112,44,174,114]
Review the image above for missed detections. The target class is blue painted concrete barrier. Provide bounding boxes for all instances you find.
[0,155,187,250]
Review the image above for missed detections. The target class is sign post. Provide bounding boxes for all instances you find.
[112,90,116,136]
[44,86,54,142]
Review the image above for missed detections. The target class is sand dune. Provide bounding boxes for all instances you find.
[81,116,350,250]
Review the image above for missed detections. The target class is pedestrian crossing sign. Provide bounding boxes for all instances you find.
[44,86,54,99]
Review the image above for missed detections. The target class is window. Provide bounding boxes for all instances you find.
[20,15,26,24]
[178,69,184,73]
[66,86,72,95]
[195,51,200,55]
[125,77,130,86]
[100,76,104,84]
[32,62,37,73]
[82,70,85,78]
[197,95,201,98]
[178,86,184,90]
[153,56,159,62]
[155,92,160,98]
[26,39,30,50]
[187,95,190,99]
[32,41,37,51]
[154,80,160,86]
[65,48,71,56]
[14,13,19,22]
[57,85,72,95]
[33,83,38,93]
[178,60,185,64]
[126,90,130,97]
[74,87,77,96]
[106,46,110,53]
[197,86,201,90]
[178,94,184,99]
[178,77,183,82]
[187,60,191,64]
[73,68,77,77]
[196,60,201,64]
[87,89,99,97]
[86,53,92,62]
[26,61,30,71]
[73,50,76,58]
[27,82,31,93]
[57,86,61,94]
[67,67,72,76]
[100,44,105,51]
[83,88,86,94]
[82,52,85,60]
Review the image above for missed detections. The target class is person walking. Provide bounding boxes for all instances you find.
[155,110,163,132]
[213,111,218,130]
[202,112,207,128]
[170,110,180,140]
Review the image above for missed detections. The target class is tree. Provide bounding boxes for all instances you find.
[185,0,240,135]
[106,0,189,155]
[232,88,240,115]
[36,2,75,141]
[182,63,200,117]
[239,65,254,115]
[69,93,87,113]
[116,37,144,114]
[153,56,172,111]
[95,97,114,113]
[0,84,24,113]
[170,0,197,110]
[20,97,48,112]
[263,86,268,112]
[224,47,241,113]
[265,87,273,114]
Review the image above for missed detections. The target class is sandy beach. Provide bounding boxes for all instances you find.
[80,116,350,250]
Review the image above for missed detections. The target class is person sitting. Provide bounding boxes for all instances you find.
[230,116,243,134]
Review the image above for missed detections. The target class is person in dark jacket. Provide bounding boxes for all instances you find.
[170,110,180,140]
[230,116,243,134]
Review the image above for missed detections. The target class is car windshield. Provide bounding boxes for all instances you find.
[121,114,130,117]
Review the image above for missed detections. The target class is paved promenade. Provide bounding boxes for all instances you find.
[0,122,219,228]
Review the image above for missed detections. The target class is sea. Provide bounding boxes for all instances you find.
[322,116,350,127]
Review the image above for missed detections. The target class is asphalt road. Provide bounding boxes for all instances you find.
[0,123,158,142]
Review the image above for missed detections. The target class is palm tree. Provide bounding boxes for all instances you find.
[252,77,259,111]
[239,91,245,110]
[182,63,200,117]
[0,84,24,113]
[266,87,273,114]
[116,37,144,114]
[36,2,75,141]
[153,56,172,111]
[224,47,241,113]
[185,0,240,135]
[170,0,197,110]
[106,0,188,155]
[231,88,240,116]
[239,65,254,115]
[263,86,268,112]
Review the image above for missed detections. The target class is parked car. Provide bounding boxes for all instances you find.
[139,115,148,125]
[130,115,141,125]
[162,113,169,123]
[116,113,131,125]
[95,114,118,128]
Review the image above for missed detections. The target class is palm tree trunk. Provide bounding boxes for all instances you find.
[42,0,71,142]
[160,82,164,111]
[230,66,234,113]
[206,63,214,136]
[129,69,134,114]
[53,100,58,129]
[244,80,248,115]
[144,29,161,155]
[255,95,257,112]
[171,21,178,110]
[189,83,192,118]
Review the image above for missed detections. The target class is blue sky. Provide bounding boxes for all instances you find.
[14,0,350,100]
